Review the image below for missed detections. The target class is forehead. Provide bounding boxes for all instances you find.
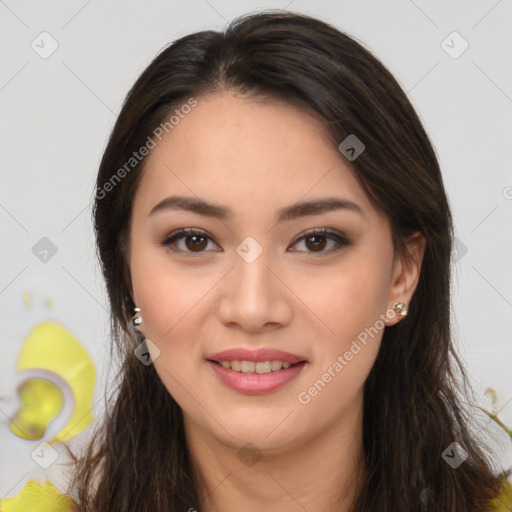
[134,91,375,220]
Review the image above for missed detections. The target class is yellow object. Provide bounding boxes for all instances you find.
[489,478,512,512]
[8,378,63,440]
[0,479,76,512]
[12,321,96,443]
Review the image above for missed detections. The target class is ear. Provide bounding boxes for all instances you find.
[384,231,426,326]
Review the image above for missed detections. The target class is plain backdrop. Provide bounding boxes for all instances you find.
[1,0,511,500]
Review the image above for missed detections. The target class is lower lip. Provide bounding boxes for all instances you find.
[207,360,307,395]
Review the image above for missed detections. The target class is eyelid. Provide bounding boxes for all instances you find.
[161,227,210,243]
[291,227,350,246]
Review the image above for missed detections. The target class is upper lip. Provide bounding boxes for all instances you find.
[207,348,307,364]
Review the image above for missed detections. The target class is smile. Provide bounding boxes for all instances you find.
[213,360,298,373]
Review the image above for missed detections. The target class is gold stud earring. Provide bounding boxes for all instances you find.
[132,307,142,325]
[393,302,408,317]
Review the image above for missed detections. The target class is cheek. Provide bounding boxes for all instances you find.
[130,239,214,340]
[294,263,387,413]
[306,253,391,346]
[133,265,211,405]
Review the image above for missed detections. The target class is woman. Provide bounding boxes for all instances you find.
[66,10,511,512]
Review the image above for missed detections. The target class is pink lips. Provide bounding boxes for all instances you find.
[206,347,308,395]
[208,347,307,365]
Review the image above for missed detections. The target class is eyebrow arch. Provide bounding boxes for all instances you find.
[148,195,365,221]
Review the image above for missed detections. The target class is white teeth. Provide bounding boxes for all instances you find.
[255,361,272,374]
[271,360,282,371]
[240,361,256,373]
[217,360,297,373]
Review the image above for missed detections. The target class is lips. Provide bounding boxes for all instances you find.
[207,347,307,365]
[207,360,307,394]
[206,347,308,394]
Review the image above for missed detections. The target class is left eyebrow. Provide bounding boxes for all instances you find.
[148,195,365,221]
[277,197,365,220]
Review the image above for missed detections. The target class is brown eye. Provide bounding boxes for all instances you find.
[304,234,328,252]
[290,228,350,255]
[184,234,208,251]
[161,228,217,255]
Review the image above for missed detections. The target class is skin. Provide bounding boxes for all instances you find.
[128,91,425,512]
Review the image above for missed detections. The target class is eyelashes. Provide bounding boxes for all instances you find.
[160,227,351,257]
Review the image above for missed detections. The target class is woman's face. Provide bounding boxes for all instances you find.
[128,91,422,453]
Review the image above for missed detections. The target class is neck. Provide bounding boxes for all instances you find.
[184,396,366,512]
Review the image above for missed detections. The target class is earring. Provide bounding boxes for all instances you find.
[393,302,408,317]
[132,307,142,325]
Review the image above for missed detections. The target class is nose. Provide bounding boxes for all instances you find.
[217,247,293,334]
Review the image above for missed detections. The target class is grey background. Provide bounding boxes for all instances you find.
[1,0,511,500]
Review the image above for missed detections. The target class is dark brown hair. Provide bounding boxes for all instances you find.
[66,10,506,511]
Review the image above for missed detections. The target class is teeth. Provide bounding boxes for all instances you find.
[217,360,296,373]
[255,361,271,374]
[271,360,282,371]
[240,361,256,373]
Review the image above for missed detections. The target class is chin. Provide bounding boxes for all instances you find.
[214,416,303,450]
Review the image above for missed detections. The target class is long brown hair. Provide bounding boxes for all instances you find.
[66,10,506,511]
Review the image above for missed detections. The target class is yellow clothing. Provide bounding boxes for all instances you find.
[1,476,511,511]
[489,478,512,511]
